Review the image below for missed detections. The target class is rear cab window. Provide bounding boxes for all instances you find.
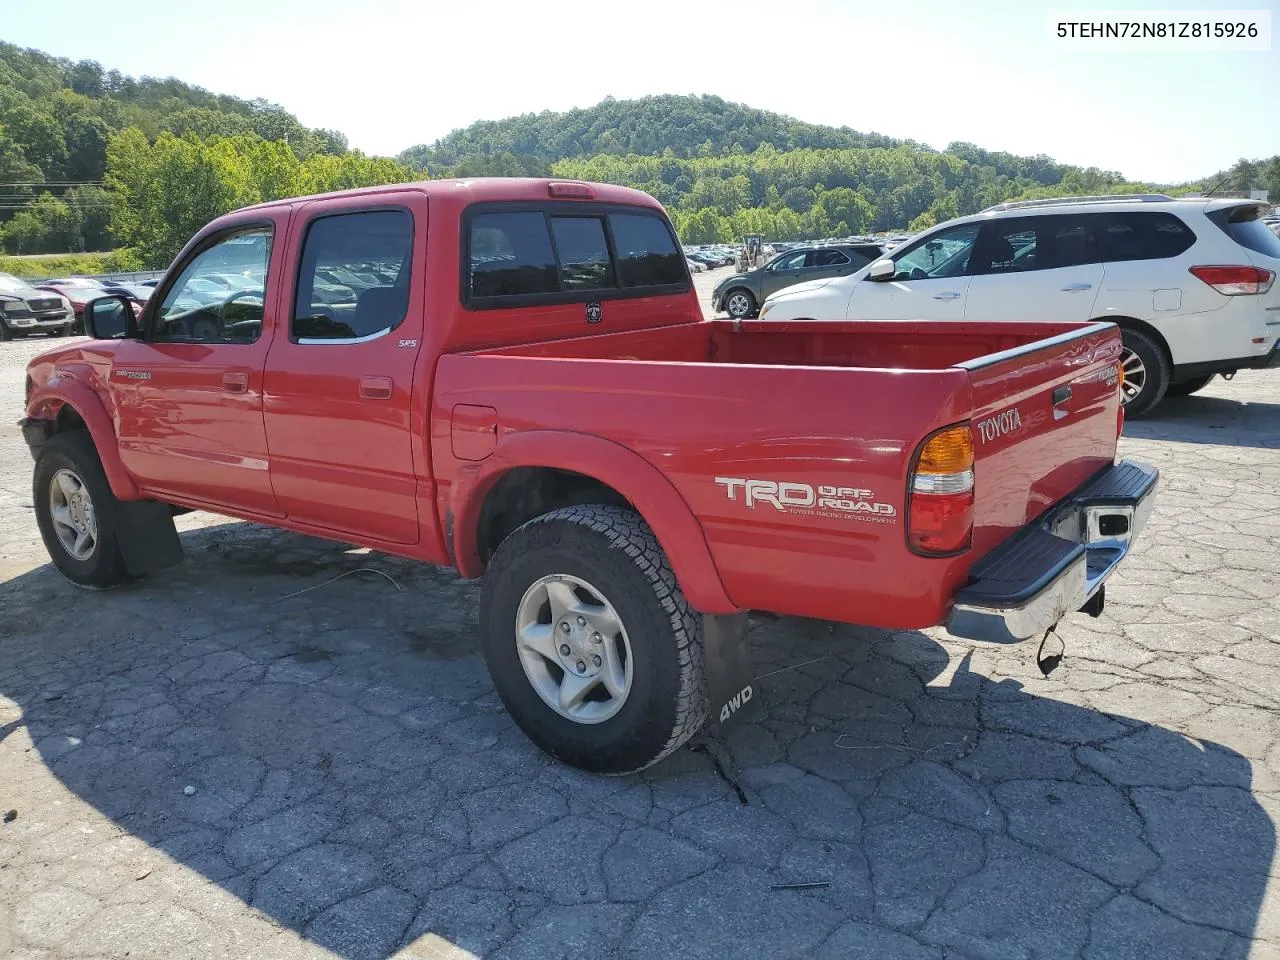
[463,203,690,308]
[1208,205,1280,259]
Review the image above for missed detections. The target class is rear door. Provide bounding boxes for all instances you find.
[262,193,426,544]
[963,214,1104,322]
[844,221,981,320]
[960,323,1124,558]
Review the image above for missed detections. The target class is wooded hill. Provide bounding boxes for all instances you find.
[2,44,1275,264]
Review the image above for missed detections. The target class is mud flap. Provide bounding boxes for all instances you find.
[702,612,762,730]
[113,500,185,576]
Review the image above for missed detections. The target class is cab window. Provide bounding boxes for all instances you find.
[890,223,982,281]
[152,227,271,343]
[293,209,413,342]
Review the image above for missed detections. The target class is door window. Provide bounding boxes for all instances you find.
[972,214,1098,275]
[771,251,808,271]
[808,249,852,267]
[293,209,414,342]
[890,223,982,280]
[152,227,272,343]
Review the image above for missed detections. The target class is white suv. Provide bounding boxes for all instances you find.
[757,195,1280,416]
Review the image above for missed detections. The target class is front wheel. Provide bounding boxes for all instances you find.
[34,431,132,589]
[1165,374,1215,398]
[1118,329,1170,418]
[723,289,757,320]
[479,505,710,774]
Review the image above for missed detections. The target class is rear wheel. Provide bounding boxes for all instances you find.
[724,289,757,320]
[1165,374,1215,398]
[1118,328,1170,418]
[479,505,710,774]
[33,432,132,589]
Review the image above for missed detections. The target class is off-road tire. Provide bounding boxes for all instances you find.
[33,431,132,589]
[1165,374,1215,398]
[479,505,710,774]
[723,289,757,320]
[1120,328,1170,418]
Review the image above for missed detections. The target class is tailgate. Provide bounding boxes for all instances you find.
[959,322,1124,559]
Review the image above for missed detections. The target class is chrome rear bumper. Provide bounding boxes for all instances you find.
[946,460,1158,644]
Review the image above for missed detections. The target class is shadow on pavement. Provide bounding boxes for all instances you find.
[0,522,1273,959]
[1126,393,1280,448]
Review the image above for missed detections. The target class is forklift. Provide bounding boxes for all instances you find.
[736,234,766,272]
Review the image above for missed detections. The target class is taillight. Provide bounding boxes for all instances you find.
[1189,265,1275,296]
[908,423,974,556]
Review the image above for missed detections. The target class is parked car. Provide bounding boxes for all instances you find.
[21,177,1154,775]
[711,243,886,319]
[96,281,151,309]
[0,272,76,340]
[34,278,109,333]
[686,257,706,273]
[756,195,1280,416]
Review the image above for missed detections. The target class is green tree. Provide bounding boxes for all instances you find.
[106,129,259,265]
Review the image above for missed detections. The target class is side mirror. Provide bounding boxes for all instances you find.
[867,259,895,281]
[84,295,138,340]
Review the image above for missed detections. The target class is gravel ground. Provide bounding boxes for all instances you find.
[2,285,1279,959]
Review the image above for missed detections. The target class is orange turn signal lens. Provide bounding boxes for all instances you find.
[915,425,974,475]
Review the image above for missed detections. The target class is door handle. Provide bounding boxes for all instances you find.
[221,371,249,394]
[1061,283,1093,292]
[359,376,394,400]
[933,291,961,301]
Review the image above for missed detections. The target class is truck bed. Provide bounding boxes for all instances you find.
[434,318,1124,628]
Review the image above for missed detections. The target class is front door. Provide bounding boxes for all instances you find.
[759,250,810,300]
[110,219,282,516]
[844,221,982,321]
[963,213,1104,322]
[262,195,425,545]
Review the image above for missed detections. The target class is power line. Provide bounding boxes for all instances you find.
[0,181,108,186]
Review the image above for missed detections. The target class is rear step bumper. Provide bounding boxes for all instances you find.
[947,460,1159,644]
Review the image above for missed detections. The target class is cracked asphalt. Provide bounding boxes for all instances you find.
[2,281,1279,959]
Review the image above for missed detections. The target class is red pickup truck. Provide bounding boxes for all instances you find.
[20,178,1157,774]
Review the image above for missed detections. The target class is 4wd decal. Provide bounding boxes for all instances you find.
[714,477,897,524]
[976,406,1023,443]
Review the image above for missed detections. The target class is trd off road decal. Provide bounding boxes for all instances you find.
[714,478,897,525]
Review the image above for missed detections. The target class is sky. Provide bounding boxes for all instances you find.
[5,0,1278,183]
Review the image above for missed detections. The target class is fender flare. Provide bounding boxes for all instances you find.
[448,430,738,615]
[26,379,141,501]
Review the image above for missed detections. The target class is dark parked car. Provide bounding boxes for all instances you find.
[711,243,885,319]
[0,272,76,340]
